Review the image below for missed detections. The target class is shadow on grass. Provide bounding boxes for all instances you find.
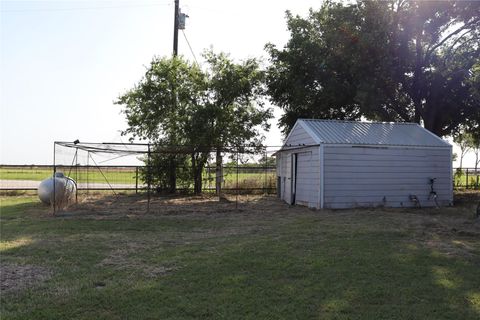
[0,197,46,220]
[55,222,478,320]
[1,194,479,319]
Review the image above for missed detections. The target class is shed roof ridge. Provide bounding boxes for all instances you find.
[298,118,418,125]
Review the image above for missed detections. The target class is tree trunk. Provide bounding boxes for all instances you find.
[423,116,443,137]
[191,154,203,195]
[191,154,198,194]
[215,148,223,198]
[459,147,467,170]
[169,156,176,193]
[194,171,202,194]
[412,35,423,124]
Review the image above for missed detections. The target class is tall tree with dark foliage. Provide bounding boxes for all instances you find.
[266,0,480,136]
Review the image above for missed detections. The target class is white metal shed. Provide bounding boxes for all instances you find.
[276,119,453,209]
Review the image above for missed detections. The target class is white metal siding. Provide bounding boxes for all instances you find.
[276,153,291,203]
[284,124,316,146]
[294,151,319,207]
[276,123,319,206]
[276,154,282,177]
[323,146,453,208]
[283,153,292,204]
[277,146,320,208]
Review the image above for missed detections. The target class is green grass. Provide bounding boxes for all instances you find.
[1,195,479,319]
[0,168,52,181]
[0,167,137,184]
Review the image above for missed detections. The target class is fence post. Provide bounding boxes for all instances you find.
[75,147,78,203]
[466,168,469,189]
[53,142,56,214]
[477,168,479,190]
[236,148,239,208]
[135,166,139,194]
[263,150,266,194]
[86,151,89,195]
[147,144,151,213]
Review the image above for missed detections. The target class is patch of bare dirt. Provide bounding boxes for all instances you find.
[98,241,177,278]
[416,215,480,258]
[1,263,51,294]
[61,193,301,220]
[454,190,480,204]
[369,205,480,259]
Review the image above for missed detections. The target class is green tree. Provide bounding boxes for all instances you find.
[266,0,480,136]
[466,125,480,188]
[453,128,473,169]
[201,51,271,196]
[141,142,193,193]
[258,155,276,167]
[116,56,205,192]
[116,52,272,194]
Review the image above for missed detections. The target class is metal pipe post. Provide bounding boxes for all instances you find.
[236,148,239,209]
[466,168,469,189]
[86,151,89,195]
[75,147,78,203]
[147,144,151,213]
[53,142,56,214]
[135,166,139,194]
[264,149,267,194]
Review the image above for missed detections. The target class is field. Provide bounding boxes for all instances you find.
[0,166,276,190]
[0,167,139,184]
[454,169,480,189]
[2,166,479,191]
[1,192,480,319]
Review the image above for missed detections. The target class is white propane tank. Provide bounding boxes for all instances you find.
[38,172,77,205]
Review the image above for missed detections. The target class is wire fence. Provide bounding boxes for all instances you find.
[0,164,277,193]
[1,165,479,192]
[453,167,480,190]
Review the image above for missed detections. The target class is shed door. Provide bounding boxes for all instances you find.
[295,152,312,204]
[290,153,297,204]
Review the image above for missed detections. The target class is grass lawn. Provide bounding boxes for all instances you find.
[1,194,479,319]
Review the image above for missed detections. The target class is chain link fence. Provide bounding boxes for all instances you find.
[0,164,277,193]
[2,165,479,192]
[453,167,480,190]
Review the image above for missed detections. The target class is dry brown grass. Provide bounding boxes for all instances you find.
[0,263,52,294]
[62,192,480,255]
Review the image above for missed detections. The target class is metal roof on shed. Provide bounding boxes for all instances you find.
[297,119,450,147]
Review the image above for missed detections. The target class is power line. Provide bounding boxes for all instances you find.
[182,29,199,65]
[1,2,171,13]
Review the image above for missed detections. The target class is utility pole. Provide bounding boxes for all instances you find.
[173,0,179,56]
[170,0,180,194]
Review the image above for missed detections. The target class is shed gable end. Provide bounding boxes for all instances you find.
[284,122,317,147]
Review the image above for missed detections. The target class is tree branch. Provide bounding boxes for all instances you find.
[425,18,479,63]
[447,29,473,51]
[451,37,480,58]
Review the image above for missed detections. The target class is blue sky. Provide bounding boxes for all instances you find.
[0,0,475,166]
[1,0,324,164]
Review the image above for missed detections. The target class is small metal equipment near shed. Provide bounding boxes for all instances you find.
[275,119,453,209]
